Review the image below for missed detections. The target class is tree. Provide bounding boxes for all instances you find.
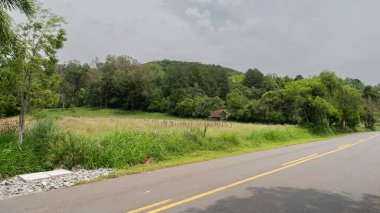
[343,78,364,91]
[0,0,35,44]
[192,96,225,118]
[12,8,66,145]
[363,98,376,129]
[177,98,195,117]
[238,100,262,122]
[0,66,18,117]
[218,70,229,100]
[242,68,264,88]
[116,64,156,110]
[57,61,90,107]
[295,75,304,81]
[336,85,363,130]
[85,68,102,108]
[226,89,248,119]
[319,71,341,100]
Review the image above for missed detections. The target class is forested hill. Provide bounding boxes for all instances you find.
[146,60,243,100]
[1,55,379,132]
[147,60,242,76]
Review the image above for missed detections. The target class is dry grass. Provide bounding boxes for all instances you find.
[57,116,296,137]
[0,117,34,132]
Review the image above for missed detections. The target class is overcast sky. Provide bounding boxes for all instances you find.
[18,0,380,84]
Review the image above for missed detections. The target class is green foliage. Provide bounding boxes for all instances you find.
[243,68,264,88]
[56,61,90,107]
[226,89,249,119]
[335,85,363,130]
[0,0,36,45]
[0,66,18,117]
[177,96,225,118]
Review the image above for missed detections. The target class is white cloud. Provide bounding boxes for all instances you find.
[185,7,214,31]
[185,7,210,19]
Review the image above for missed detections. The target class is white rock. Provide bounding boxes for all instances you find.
[45,169,72,177]
[19,172,51,182]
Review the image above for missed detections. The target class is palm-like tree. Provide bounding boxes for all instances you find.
[0,0,35,44]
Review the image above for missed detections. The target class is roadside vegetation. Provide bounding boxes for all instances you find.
[0,110,340,179]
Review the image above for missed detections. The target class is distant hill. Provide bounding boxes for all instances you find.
[146,59,242,75]
[146,60,245,85]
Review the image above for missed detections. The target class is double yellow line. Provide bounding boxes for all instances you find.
[127,134,379,213]
[281,153,319,166]
[128,200,171,213]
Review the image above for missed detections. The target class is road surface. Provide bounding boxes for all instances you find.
[1,132,380,213]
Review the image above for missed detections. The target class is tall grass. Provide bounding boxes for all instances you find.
[0,118,333,180]
[247,127,313,146]
[0,126,43,179]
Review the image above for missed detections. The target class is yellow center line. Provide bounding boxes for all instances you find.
[281,153,319,166]
[127,199,171,213]
[337,144,351,149]
[128,134,379,213]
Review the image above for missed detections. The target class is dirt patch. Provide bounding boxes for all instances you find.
[0,117,31,132]
[0,118,19,131]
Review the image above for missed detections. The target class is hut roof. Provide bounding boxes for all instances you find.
[208,110,226,118]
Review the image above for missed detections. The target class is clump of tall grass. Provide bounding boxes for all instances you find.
[247,127,313,147]
[0,126,43,179]
[98,131,166,168]
[49,131,167,169]
[206,133,241,150]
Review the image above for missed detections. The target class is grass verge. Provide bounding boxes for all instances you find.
[80,133,344,185]
[1,117,348,180]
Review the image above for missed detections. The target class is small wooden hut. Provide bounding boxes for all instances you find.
[208,110,227,121]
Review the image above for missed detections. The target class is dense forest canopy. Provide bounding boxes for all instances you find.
[1,54,379,132]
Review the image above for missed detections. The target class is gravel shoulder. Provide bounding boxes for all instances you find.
[0,168,113,200]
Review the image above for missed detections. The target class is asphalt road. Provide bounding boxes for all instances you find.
[1,132,380,213]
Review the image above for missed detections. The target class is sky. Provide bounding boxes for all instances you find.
[14,0,380,84]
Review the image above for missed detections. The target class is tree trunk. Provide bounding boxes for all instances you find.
[105,96,108,108]
[62,93,65,109]
[18,98,27,146]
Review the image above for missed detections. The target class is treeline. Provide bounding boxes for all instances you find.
[52,55,380,131]
[1,55,379,131]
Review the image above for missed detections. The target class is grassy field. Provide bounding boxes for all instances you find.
[0,108,347,180]
[37,108,184,120]
[41,107,304,135]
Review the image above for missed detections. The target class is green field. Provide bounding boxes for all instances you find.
[1,108,346,180]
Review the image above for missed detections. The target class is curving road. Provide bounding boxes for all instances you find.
[1,132,380,213]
